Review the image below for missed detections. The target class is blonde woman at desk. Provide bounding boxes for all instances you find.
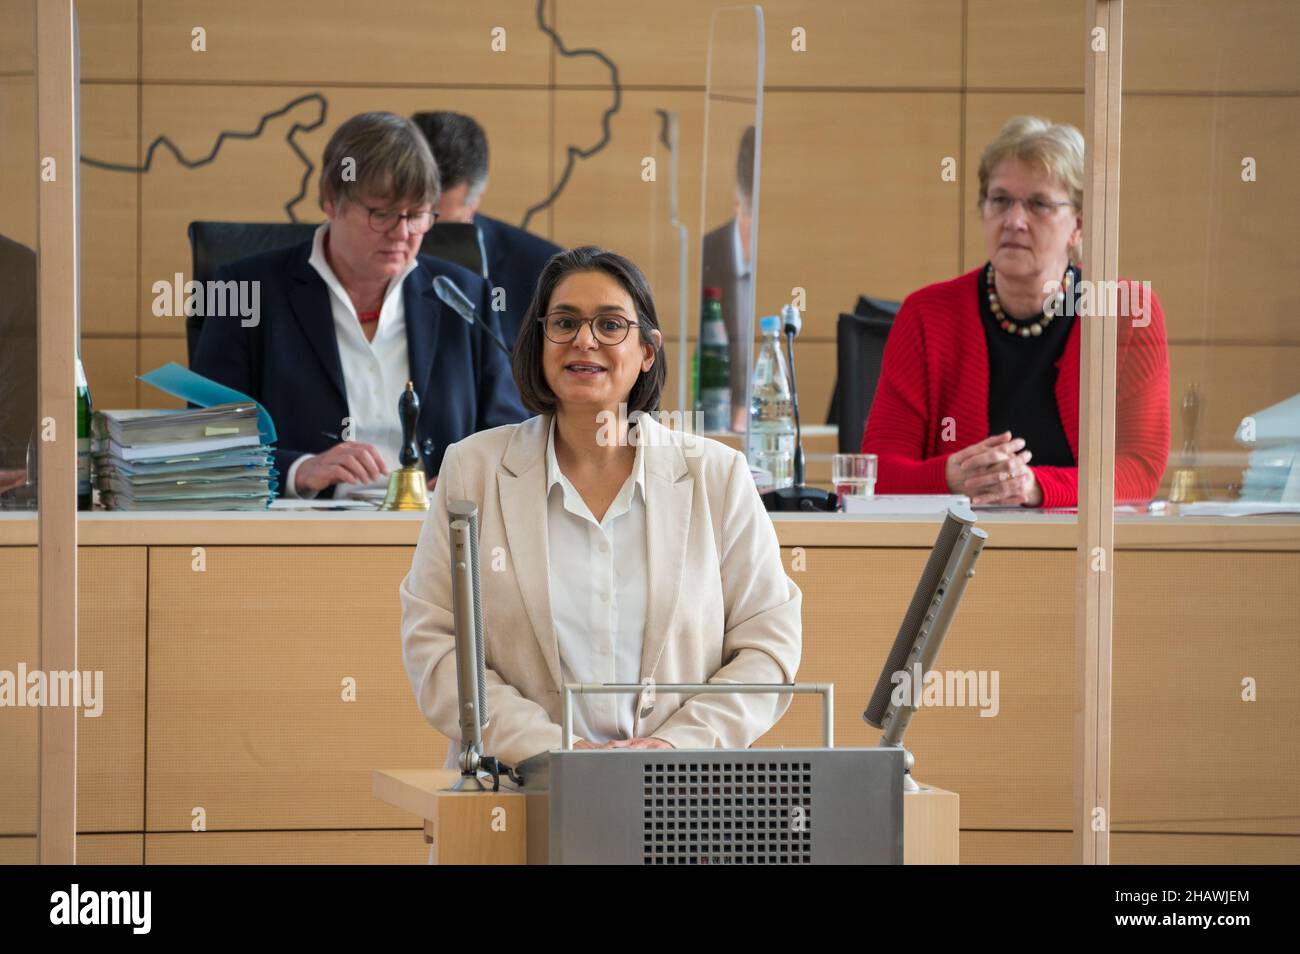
[400,247,802,767]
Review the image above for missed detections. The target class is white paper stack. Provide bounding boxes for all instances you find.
[92,403,277,510]
[1233,393,1300,505]
[842,493,972,516]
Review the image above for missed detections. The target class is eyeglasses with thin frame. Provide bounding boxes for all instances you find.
[362,204,439,235]
[540,312,641,345]
[982,192,1074,220]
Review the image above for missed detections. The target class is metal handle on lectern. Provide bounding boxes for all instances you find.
[560,682,834,750]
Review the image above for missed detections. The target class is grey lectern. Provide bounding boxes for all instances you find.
[514,683,904,864]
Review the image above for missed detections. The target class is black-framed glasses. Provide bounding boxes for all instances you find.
[540,312,640,345]
[364,205,439,235]
[982,193,1073,219]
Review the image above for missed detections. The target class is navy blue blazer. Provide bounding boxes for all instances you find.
[476,213,563,349]
[191,239,528,497]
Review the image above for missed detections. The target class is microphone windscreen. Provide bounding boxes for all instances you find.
[432,275,476,326]
[780,303,802,336]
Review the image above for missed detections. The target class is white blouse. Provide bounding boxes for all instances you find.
[544,415,648,744]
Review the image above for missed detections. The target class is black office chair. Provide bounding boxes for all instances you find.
[825,295,899,453]
[419,222,485,278]
[186,221,318,362]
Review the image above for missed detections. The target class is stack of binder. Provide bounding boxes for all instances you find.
[1234,393,1300,504]
[93,403,278,510]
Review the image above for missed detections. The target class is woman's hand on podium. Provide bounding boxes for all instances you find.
[572,737,674,750]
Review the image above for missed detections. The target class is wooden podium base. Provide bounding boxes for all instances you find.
[375,768,959,864]
[903,782,960,864]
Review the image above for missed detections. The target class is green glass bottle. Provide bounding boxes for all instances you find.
[697,286,729,432]
[691,340,700,416]
[76,356,92,510]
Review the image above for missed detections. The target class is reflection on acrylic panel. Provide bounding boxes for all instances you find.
[0,0,40,864]
[698,5,763,446]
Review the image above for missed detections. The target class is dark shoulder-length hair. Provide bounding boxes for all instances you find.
[512,246,667,416]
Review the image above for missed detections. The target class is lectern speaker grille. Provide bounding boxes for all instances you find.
[642,761,814,864]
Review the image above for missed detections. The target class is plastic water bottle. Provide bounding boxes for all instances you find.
[748,315,795,489]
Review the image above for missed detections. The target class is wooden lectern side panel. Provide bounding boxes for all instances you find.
[904,785,960,865]
[432,788,528,865]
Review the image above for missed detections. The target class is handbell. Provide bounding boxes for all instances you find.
[378,380,431,511]
[379,464,430,511]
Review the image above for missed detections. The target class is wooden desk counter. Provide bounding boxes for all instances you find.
[1,510,1297,864]
[4,509,1299,550]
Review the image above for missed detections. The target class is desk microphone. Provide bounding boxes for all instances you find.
[432,275,512,359]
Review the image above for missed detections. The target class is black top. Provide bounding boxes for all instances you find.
[977,263,1078,468]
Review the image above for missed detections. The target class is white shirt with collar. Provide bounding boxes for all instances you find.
[285,222,417,499]
[545,415,649,745]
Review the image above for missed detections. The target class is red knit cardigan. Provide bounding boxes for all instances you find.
[861,266,1171,508]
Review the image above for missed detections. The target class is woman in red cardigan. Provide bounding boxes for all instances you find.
[862,116,1170,508]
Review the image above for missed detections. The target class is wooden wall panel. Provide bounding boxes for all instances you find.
[551,90,704,267]
[1112,551,1300,835]
[969,1,1300,94]
[1124,0,1300,93]
[79,81,139,338]
[0,833,144,865]
[78,0,139,82]
[0,547,38,836]
[146,546,445,832]
[78,547,147,833]
[139,0,552,86]
[961,830,1070,865]
[756,91,961,336]
[758,547,1078,831]
[0,838,36,864]
[145,828,428,864]
[755,546,1300,835]
[966,1,1086,91]
[1112,832,1300,864]
[136,83,552,340]
[1166,344,1300,455]
[82,336,138,412]
[1120,94,1300,347]
[0,547,145,836]
[78,833,144,864]
[659,338,839,428]
[554,0,962,90]
[136,336,188,407]
[0,0,35,75]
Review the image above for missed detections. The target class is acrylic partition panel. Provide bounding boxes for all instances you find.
[697,5,763,448]
[647,109,689,417]
[1109,0,1300,864]
[0,0,40,864]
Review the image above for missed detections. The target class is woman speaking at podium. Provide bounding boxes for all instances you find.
[400,247,802,766]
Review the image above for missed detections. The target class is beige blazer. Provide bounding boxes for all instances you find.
[399,412,802,765]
